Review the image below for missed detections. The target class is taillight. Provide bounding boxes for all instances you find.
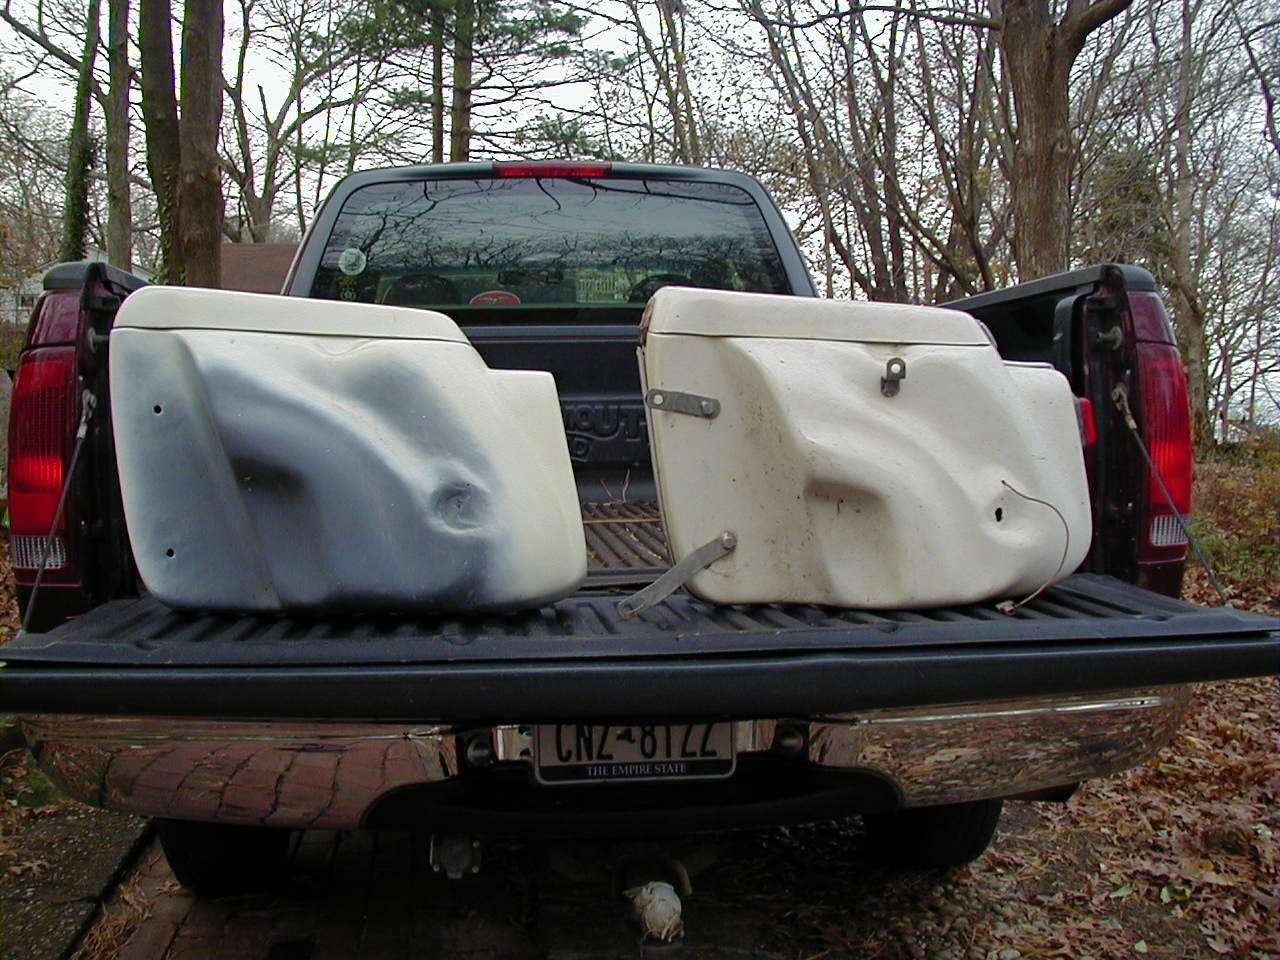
[1075,397,1097,446]
[1134,341,1192,562]
[493,161,613,178]
[8,346,77,570]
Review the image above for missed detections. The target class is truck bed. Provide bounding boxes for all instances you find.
[2,574,1273,721]
[582,499,668,586]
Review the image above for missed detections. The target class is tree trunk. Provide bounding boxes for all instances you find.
[658,0,700,163]
[1169,279,1212,450]
[431,7,445,164]
[105,0,132,270]
[178,0,225,287]
[240,194,273,243]
[1000,1,1075,280]
[59,0,101,264]
[139,0,184,283]
[449,0,475,162]
[1165,0,1212,452]
[1000,0,1133,280]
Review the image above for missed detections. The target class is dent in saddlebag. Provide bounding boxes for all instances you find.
[639,287,1092,608]
[109,287,585,613]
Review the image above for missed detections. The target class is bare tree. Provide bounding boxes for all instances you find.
[386,0,588,162]
[613,0,703,162]
[58,0,100,262]
[136,0,224,284]
[1076,0,1279,447]
[733,0,1012,299]
[222,0,393,241]
[105,0,131,268]
[1,0,140,269]
[0,90,67,284]
[998,0,1133,279]
[138,0,183,281]
[450,0,476,159]
[430,5,446,162]
[178,0,223,286]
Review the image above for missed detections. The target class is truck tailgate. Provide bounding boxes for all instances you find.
[0,574,1273,720]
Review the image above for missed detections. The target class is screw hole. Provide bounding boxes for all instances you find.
[994,508,1004,522]
[153,405,163,415]
[165,548,175,558]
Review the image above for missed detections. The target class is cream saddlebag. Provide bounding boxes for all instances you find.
[633,287,1092,611]
[110,286,585,614]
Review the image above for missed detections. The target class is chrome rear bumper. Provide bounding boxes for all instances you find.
[22,684,1191,831]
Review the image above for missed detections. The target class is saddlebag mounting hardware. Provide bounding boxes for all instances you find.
[618,531,737,617]
[645,388,720,419]
[881,357,907,397]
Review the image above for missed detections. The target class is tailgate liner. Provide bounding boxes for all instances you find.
[0,574,1273,719]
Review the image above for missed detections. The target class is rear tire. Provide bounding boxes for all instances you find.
[157,819,293,896]
[861,798,1003,868]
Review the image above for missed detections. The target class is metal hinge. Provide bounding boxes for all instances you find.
[645,388,720,420]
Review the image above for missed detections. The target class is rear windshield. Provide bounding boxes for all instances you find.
[309,176,789,311]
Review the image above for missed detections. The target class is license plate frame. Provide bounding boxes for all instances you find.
[533,722,736,785]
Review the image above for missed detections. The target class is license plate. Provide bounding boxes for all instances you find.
[534,723,736,785]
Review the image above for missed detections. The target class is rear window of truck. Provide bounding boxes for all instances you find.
[309,176,789,311]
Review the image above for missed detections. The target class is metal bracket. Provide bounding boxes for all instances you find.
[645,388,720,419]
[618,531,737,617]
[881,358,906,397]
[1093,326,1124,350]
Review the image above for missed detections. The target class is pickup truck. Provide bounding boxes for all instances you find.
[1,162,1274,901]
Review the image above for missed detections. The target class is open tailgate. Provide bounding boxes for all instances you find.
[0,574,1274,720]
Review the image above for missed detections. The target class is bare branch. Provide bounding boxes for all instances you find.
[1061,0,1134,55]
[1235,9,1280,166]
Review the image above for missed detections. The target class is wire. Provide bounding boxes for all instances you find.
[995,480,1071,615]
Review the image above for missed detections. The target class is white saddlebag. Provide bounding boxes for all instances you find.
[110,286,586,613]
[639,287,1091,609]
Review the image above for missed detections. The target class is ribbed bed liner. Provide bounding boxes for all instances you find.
[4,574,1270,669]
[582,500,668,586]
[2,574,1273,721]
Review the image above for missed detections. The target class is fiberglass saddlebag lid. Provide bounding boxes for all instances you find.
[110,286,586,614]
[638,287,1091,609]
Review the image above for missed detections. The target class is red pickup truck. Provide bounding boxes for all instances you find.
[2,162,1274,900]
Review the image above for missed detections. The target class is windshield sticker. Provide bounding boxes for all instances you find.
[338,247,368,276]
[470,290,521,305]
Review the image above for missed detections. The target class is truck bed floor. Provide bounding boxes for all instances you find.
[582,500,668,586]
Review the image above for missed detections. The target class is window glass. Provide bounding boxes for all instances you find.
[310,177,789,309]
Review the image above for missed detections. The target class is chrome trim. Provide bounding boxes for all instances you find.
[808,686,1193,806]
[21,685,1191,829]
[21,718,461,830]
